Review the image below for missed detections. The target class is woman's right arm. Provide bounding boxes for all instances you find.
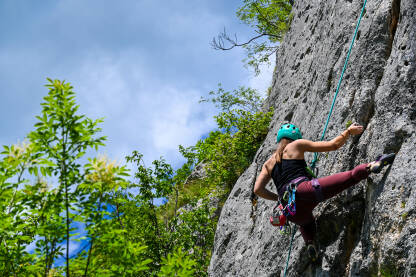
[295,123,364,153]
[254,162,279,201]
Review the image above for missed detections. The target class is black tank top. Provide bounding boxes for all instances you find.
[271,159,310,191]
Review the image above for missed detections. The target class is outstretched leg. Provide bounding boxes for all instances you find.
[318,163,369,201]
[290,154,395,259]
[317,153,396,200]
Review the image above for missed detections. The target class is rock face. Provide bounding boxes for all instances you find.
[209,0,416,276]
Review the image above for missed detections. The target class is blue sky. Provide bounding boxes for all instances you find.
[1,0,276,261]
[0,0,274,170]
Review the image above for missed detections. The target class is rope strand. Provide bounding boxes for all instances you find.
[283,1,369,275]
[310,0,368,170]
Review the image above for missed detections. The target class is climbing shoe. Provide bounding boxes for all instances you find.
[307,244,318,262]
[368,153,396,173]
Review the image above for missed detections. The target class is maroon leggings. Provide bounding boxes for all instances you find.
[285,163,369,243]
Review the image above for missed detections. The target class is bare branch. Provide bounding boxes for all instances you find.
[211,28,279,51]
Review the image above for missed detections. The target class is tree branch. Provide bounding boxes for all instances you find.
[211,28,279,51]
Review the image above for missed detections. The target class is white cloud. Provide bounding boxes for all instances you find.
[0,0,267,169]
[149,86,215,151]
[247,54,276,97]
[70,53,216,167]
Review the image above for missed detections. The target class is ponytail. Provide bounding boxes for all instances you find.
[274,138,293,163]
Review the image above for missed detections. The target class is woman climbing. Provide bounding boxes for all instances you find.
[253,123,395,260]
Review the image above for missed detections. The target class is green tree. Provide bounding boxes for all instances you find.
[158,248,197,277]
[76,156,132,276]
[196,86,273,189]
[0,78,272,276]
[154,85,271,275]
[167,201,216,276]
[125,151,175,274]
[211,0,293,74]
[28,79,106,276]
[0,142,39,276]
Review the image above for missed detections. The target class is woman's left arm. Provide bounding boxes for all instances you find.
[253,164,279,201]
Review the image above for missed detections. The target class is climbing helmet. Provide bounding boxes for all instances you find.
[276,123,302,143]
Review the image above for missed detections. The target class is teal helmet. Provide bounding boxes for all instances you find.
[277,123,302,143]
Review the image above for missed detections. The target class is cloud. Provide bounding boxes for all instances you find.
[63,52,217,167]
[247,55,276,97]
[149,86,216,153]
[0,0,268,170]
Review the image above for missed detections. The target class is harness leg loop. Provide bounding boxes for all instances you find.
[311,179,324,203]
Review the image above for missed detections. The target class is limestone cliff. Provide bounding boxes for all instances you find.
[209,0,416,276]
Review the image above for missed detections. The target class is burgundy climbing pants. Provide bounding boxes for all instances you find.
[284,163,369,243]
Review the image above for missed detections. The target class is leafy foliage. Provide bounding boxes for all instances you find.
[196,86,273,189]
[0,78,271,276]
[27,79,106,276]
[237,0,293,42]
[200,85,262,113]
[0,142,43,275]
[158,248,197,277]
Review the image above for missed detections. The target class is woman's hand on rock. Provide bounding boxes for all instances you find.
[347,122,364,135]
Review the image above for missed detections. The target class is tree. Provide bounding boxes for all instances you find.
[0,142,40,276]
[125,151,175,273]
[77,156,131,276]
[211,0,293,74]
[0,78,273,276]
[28,79,106,276]
[195,86,273,189]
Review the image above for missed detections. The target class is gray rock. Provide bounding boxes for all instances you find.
[186,162,207,182]
[209,0,416,276]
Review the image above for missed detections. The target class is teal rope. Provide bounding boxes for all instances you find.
[283,224,297,277]
[310,0,368,170]
[283,2,369,276]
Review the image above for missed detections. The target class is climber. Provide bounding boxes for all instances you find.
[253,123,395,261]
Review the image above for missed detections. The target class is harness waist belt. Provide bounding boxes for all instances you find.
[278,176,309,196]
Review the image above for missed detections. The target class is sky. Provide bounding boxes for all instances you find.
[0,0,274,170]
[1,0,276,261]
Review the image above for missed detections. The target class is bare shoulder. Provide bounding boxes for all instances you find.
[288,139,314,151]
[280,139,310,159]
[291,139,312,147]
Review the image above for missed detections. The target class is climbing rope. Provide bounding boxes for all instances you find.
[282,1,369,275]
[283,224,297,277]
[310,0,368,170]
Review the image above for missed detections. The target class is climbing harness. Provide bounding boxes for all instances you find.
[310,0,369,172]
[311,179,324,202]
[270,176,308,230]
